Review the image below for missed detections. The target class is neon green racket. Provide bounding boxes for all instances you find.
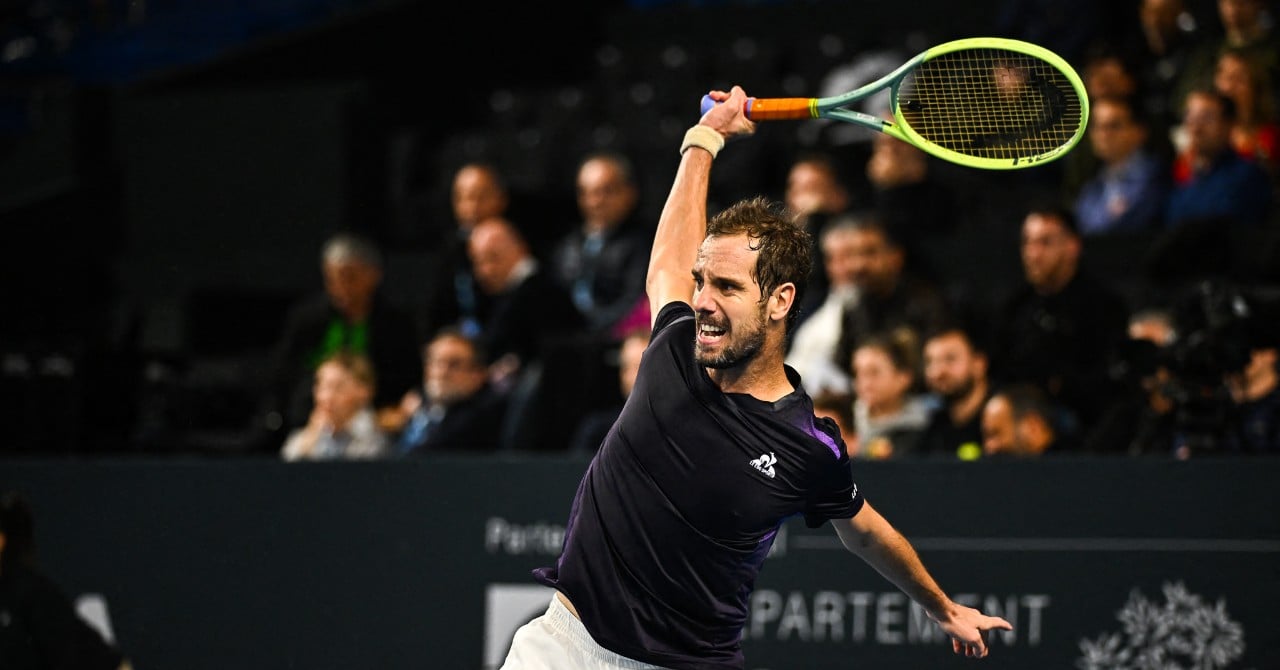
[701,37,1089,169]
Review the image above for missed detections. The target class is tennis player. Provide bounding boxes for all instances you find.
[501,86,1012,670]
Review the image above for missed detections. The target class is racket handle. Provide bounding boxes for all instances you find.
[700,94,816,121]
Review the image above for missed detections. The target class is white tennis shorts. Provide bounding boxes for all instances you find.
[499,596,671,670]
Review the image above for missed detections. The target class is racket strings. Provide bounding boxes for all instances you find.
[898,48,1084,161]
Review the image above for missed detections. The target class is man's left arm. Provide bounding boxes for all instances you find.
[833,502,1013,658]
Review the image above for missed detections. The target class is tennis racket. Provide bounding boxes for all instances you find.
[700,37,1088,169]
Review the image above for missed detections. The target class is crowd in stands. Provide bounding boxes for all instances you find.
[4,0,1279,460]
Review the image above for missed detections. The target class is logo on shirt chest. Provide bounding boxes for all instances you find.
[750,452,778,478]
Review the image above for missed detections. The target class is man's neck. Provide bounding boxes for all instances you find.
[707,347,793,402]
[950,380,989,424]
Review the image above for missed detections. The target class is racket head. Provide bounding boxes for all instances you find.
[822,38,1089,170]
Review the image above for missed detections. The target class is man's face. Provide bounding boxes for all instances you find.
[323,259,381,320]
[785,161,846,217]
[847,228,902,295]
[924,332,984,401]
[467,222,523,295]
[1088,100,1146,164]
[1182,92,1232,160]
[313,361,371,429]
[577,158,637,232]
[1021,214,1079,293]
[822,228,861,288]
[452,166,508,231]
[425,335,486,406]
[691,234,769,369]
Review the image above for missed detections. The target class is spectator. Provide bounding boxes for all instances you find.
[1084,306,1180,454]
[989,205,1129,435]
[549,153,651,336]
[0,492,130,670]
[981,384,1063,457]
[783,152,852,322]
[467,217,584,380]
[392,328,508,455]
[851,328,934,460]
[919,326,993,459]
[281,352,388,461]
[1174,0,1279,115]
[1212,48,1279,177]
[567,328,649,455]
[1124,0,1204,144]
[1167,89,1273,228]
[1073,95,1170,235]
[421,163,510,341]
[267,233,420,442]
[785,215,861,396]
[865,123,959,243]
[833,216,951,387]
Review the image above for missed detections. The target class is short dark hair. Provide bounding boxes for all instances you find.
[707,196,813,331]
[994,383,1054,425]
[1185,88,1237,122]
[1025,202,1081,238]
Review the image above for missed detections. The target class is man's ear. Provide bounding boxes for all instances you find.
[769,283,797,323]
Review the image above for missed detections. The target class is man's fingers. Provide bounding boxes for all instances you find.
[986,615,1014,631]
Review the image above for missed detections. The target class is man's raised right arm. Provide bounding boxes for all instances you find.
[646,86,755,328]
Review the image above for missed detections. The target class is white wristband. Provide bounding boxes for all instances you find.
[680,125,726,158]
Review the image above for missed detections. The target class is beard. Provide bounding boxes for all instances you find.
[936,375,976,403]
[695,307,768,369]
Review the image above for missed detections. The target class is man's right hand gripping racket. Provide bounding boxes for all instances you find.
[702,37,1088,169]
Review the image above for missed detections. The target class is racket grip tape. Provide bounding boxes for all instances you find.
[700,95,817,121]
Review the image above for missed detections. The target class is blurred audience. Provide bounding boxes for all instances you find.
[812,388,857,458]
[989,205,1129,436]
[785,215,860,396]
[421,163,510,341]
[981,384,1064,457]
[1211,48,1279,178]
[567,327,649,455]
[784,152,852,321]
[851,328,934,460]
[920,325,993,459]
[267,233,420,443]
[1073,95,1170,235]
[391,328,507,455]
[832,215,951,386]
[549,153,651,336]
[281,352,388,461]
[1168,88,1273,228]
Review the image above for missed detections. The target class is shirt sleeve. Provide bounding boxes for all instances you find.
[803,432,864,527]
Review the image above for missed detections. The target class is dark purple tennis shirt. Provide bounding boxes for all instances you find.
[534,302,863,669]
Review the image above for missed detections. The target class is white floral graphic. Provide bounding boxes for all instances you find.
[1077,581,1245,669]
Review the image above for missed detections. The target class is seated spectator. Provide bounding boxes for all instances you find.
[281,352,388,460]
[833,215,951,386]
[865,124,960,258]
[549,153,651,336]
[393,328,507,455]
[467,217,585,383]
[981,384,1063,458]
[1212,48,1279,178]
[567,327,649,455]
[785,215,861,396]
[421,162,510,341]
[1123,0,1202,152]
[990,205,1130,434]
[919,325,993,459]
[1073,96,1170,235]
[1167,89,1272,228]
[783,152,852,322]
[267,233,420,442]
[0,492,130,670]
[851,328,934,460]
